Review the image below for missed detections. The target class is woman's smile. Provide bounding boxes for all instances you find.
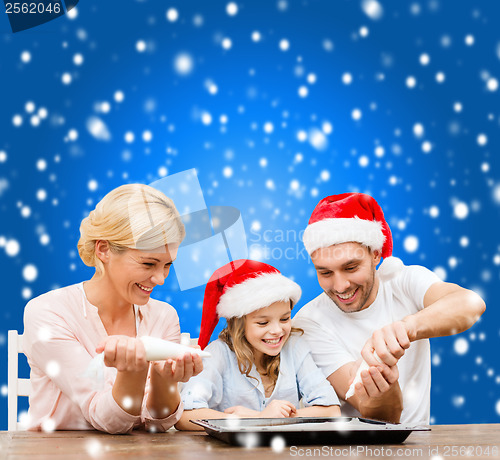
[136,283,153,293]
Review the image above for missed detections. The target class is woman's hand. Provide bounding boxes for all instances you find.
[96,336,149,416]
[260,400,297,418]
[224,406,261,417]
[96,335,148,373]
[146,352,203,419]
[150,353,203,384]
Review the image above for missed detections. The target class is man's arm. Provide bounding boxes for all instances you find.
[347,281,484,422]
[362,282,485,367]
[404,282,485,341]
[327,360,403,423]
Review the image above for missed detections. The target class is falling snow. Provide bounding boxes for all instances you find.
[279,39,290,51]
[86,117,111,141]
[22,264,38,282]
[0,0,498,430]
[403,235,419,253]
[174,53,194,75]
[453,201,469,219]
[166,8,179,22]
[362,0,383,20]
[454,338,469,355]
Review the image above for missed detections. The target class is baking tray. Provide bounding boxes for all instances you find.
[191,417,430,447]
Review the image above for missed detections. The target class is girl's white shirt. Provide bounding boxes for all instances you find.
[181,334,340,412]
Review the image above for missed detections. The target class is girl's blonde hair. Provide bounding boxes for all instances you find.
[219,301,303,392]
[78,183,185,277]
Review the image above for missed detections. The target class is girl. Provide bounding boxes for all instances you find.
[23,184,203,434]
[176,259,340,430]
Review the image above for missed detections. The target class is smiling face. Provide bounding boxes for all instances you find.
[312,242,381,313]
[244,300,292,363]
[98,241,179,306]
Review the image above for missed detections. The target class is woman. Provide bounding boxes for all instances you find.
[23,184,202,434]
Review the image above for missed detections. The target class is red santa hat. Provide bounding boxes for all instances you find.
[198,259,302,350]
[302,193,404,280]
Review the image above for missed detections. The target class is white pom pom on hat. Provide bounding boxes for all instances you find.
[377,256,405,281]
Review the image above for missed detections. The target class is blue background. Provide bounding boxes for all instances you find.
[0,0,499,428]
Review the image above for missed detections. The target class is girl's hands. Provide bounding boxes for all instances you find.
[151,353,203,384]
[224,406,261,417]
[96,335,148,373]
[260,400,297,418]
[225,400,297,418]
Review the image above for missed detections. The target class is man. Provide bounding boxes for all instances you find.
[293,193,485,424]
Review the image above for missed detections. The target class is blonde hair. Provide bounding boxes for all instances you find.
[219,302,303,392]
[78,183,185,277]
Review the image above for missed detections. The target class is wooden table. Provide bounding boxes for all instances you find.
[1,425,499,460]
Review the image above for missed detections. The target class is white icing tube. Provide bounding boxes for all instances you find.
[84,336,210,389]
[139,336,211,360]
[345,352,382,400]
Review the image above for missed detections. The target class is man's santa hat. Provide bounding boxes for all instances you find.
[198,259,302,350]
[302,193,404,280]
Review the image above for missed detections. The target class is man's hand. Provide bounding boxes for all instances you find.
[351,361,400,403]
[361,321,411,367]
[328,359,403,423]
[348,360,403,422]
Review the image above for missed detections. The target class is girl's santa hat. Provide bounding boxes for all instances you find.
[198,259,302,349]
[302,193,404,281]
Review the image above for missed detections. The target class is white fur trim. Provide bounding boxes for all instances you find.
[217,272,302,318]
[377,256,404,281]
[303,217,385,255]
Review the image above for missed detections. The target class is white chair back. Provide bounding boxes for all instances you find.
[180,332,199,347]
[8,330,32,431]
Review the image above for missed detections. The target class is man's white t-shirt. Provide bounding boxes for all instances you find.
[293,265,441,425]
